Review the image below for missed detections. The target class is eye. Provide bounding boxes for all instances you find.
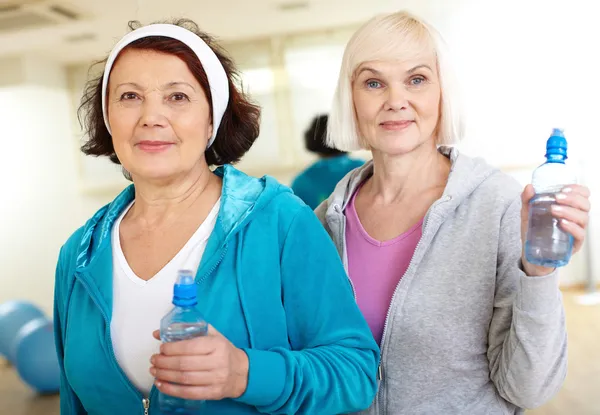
[170,93,189,102]
[120,92,139,100]
[409,76,427,86]
[366,79,382,89]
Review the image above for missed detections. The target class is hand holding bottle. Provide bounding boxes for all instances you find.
[521,183,591,276]
[150,325,249,401]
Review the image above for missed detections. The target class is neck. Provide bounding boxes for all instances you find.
[366,141,450,204]
[128,162,221,227]
[321,153,344,159]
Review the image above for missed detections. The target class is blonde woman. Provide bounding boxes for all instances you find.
[316,11,591,414]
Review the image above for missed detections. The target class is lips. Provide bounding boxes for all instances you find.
[380,120,414,130]
[136,140,175,153]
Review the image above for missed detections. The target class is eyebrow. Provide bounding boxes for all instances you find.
[356,64,433,77]
[114,81,196,91]
[164,81,196,91]
[356,67,382,77]
[407,64,433,74]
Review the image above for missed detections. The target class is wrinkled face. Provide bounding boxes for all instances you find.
[352,52,441,156]
[107,48,213,181]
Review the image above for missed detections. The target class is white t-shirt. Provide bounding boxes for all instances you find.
[110,199,220,395]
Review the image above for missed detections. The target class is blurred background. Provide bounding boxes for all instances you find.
[0,0,598,413]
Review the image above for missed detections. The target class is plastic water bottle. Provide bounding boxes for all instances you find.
[158,269,208,415]
[525,128,577,268]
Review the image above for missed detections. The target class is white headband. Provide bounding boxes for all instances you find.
[101,24,229,148]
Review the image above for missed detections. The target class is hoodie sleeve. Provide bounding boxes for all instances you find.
[53,246,88,415]
[234,204,380,414]
[487,196,567,409]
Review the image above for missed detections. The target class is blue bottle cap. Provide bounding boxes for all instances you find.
[545,128,568,160]
[173,270,197,307]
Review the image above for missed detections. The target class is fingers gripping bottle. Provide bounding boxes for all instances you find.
[158,270,209,414]
[525,128,577,268]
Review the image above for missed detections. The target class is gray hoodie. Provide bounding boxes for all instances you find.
[315,147,567,415]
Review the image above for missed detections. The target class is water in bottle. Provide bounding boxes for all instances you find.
[158,269,208,415]
[525,128,576,268]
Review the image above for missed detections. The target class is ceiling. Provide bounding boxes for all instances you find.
[0,0,434,64]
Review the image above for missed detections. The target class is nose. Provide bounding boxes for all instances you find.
[384,85,408,111]
[139,96,168,129]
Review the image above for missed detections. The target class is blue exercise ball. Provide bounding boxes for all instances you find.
[0,300,45,362]
[13,317,60,394]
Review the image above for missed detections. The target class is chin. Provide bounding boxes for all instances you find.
[128,164,183,182]
[374,132,432,157]
[377,141,422,157]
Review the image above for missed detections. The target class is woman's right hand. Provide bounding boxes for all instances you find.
[150,326,249,400]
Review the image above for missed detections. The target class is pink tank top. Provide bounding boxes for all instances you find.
[345,188,423,344]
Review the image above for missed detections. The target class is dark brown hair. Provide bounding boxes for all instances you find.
[304,114,345,157]
[78,18,261,170]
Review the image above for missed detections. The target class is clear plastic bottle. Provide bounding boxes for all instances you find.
[525,128,576,268]
[158,269,208,415]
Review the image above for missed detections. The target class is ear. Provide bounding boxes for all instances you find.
[207,123,214,142]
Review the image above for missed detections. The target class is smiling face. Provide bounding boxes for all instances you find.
[351,51,441,156]
[106,48,213,182]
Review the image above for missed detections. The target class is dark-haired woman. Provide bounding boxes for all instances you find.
[291,114,364,209]
[53,19,378,415]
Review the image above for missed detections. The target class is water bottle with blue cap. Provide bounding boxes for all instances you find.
[525,128,577,267]
[159,269,208,414]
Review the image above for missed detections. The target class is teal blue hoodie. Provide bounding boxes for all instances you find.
[53,165,379,415]
[291,155,364,210]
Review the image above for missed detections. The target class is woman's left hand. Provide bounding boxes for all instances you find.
[521,184,591,276]
[150,325,249,400]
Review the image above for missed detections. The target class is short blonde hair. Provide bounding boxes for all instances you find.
[327,11,465,151]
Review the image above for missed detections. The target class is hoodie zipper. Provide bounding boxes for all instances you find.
[375,194,452,413]
[76,275,151,414]
[197,247,227,286]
